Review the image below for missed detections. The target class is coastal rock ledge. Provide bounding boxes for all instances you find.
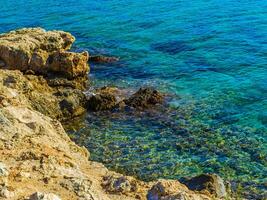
[0,28,229,200]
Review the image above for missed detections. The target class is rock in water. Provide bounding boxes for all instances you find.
[0,28,89,78]
[89,55,119,63]
[183,174,227,198]
[124,87,164,109]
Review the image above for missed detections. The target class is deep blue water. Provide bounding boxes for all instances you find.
[1,0,267,198]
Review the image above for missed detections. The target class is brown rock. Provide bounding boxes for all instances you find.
[0,28,89,78]
[87,91,117,111]
[124,87,164,109]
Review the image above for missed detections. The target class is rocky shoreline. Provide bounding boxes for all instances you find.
[0,28,230,199]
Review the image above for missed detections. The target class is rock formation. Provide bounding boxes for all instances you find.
[0,28,89,79]
[0,28,229,200]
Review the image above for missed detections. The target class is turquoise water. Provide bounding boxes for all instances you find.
[1,0,267,198]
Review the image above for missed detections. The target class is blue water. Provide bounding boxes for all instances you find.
[1,0,267,198]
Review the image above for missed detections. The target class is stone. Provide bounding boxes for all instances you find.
[0,28,89,78]
[29,192,61,200]
[183,174,227,198]
[0,162,8,177]
[87,87,118,111]
[102,175,135,194]
[89,55,119,63]
[124,87,164,109]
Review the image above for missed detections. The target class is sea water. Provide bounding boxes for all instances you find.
[0,0,266,198]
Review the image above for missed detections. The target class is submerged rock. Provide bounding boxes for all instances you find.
[183,174,227,198]
[124,87,164,109]
[89,55,119,63]
[0,28,89,78]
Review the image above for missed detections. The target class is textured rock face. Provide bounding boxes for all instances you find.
[0,28,89,78]
[0,69,86,120]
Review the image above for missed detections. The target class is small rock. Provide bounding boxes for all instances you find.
[0,186,14,198]
[0,162,8,177]
[124,87,164,109]
[89,55,119,63]
[87,87,118,111]
[29,192,61,200]
[102,176,135,194]
[183,174,227,198]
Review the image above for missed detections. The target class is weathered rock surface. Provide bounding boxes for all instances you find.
[0,28,89,78]
[29,192,61,200]
[183,174,227,198]
[0,69,86,121]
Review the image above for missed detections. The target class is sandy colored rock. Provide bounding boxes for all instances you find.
[0,28,89,78]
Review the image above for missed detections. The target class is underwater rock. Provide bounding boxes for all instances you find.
[89,55,119,63]
[124,87,164,109]
[0,28,89,78]
[183,174,227,198]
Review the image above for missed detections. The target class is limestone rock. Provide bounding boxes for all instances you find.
[183,174,227,198]
[29,192,61,200]
[0,28,89,78]
[124,87,164,109]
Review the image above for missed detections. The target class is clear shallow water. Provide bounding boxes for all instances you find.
[1,0,267,198]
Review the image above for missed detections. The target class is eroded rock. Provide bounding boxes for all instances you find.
[0,28,89,78]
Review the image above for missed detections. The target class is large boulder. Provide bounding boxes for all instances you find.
[183,174,227,198]
[0,28,89,78]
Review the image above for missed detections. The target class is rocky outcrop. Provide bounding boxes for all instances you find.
[0,28,89,79]
[0,28,228,200]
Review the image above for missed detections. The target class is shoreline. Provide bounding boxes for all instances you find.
[0,28,232,200]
